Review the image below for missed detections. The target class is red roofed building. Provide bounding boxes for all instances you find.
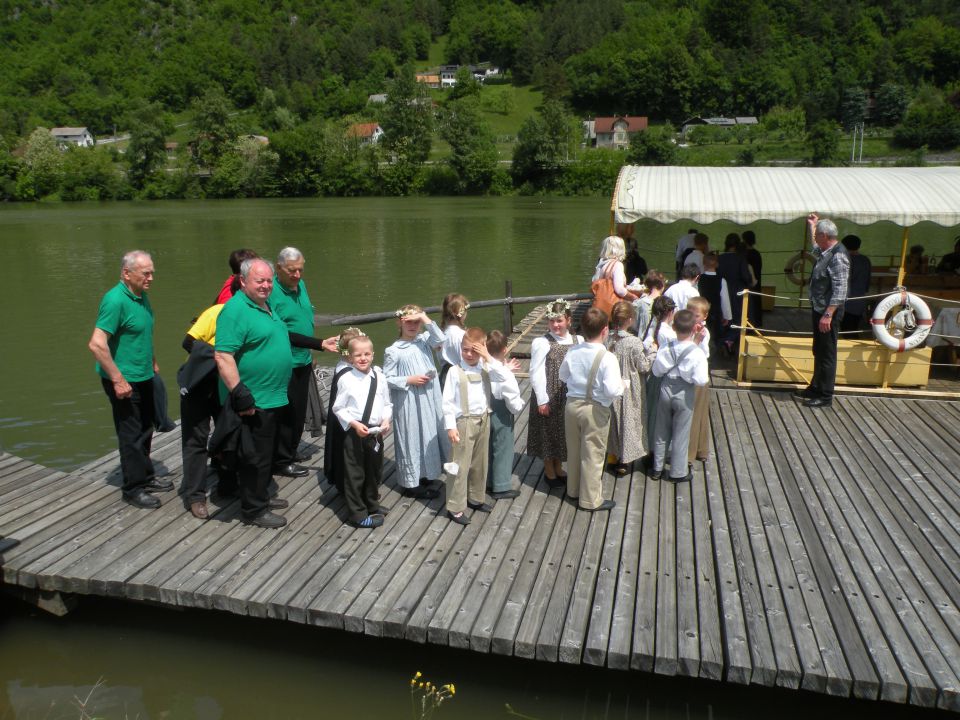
[346,122,383,145]
[593,116,648,149]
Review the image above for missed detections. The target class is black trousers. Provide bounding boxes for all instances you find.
[274,363,312,467]
[810,311,842,400]
[342,428,383,522]
[179,372,231,504]
[101,377,155,496]
[238,408,281,519]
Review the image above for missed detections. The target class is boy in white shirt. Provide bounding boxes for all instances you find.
[485,330,524,499]
[559,308,624,512]
[649,310,709,482]
[664,263,700,311]
[333,336,393,529]
[442,327,513,525]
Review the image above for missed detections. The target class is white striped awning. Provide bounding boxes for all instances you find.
[612,166,960,227]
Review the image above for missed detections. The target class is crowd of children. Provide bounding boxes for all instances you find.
[317,234,724,530]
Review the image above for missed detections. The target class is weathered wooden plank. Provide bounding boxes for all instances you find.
[709,393,778,686]
[702,410,751,684]
[465,474,552,653]
[726,391,822,692]
[444,456,538,649]
[689,440,722,681]
[630,470,661,672]
[576,472,631,667]
[512,489,579,659]
[749,393,855,698]
[207,478,337,615]
[775,397,917,705]
[536,479,604,662]
[674,472,701,678]
[490,481,566,656]
[654,477,679,676]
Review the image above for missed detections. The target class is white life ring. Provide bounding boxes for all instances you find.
[784,251,816,286]
[870,290,933,352]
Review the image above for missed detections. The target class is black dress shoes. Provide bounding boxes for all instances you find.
[803,397,833,408]
[145,477,174,493]
[124,490,161,509]
[268,497,289,509]
[403,486,440,499]
[584,499,616,512]
[273,464,309,478]
[668,471,694,483]
[244,511,287,529]
[467,500,494,513]
[793,388,816,400]
[490,489,521,499]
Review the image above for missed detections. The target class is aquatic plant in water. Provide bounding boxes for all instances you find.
[409,670,455,719]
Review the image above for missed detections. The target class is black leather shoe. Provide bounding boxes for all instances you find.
[490,489,521,499]
[403,486,440,499]
[244,511,287,529]
[668,471,693,483]
[803,397,833,408]
[144,478,174,493]
[124,490,161,509]
[468,500,494,512]
[584,499,616,512]
[273,464,309,478]
[268,497,289,509]
[447,511,470,525]
[793,388,816,400]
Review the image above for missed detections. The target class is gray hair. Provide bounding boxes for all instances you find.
[277,247,304,266]
[121,250,151,274]
[816,219,838,239]
[599,235,626,261]
[240,257,274,279]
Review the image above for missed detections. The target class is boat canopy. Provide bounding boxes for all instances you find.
[612,166,960,228]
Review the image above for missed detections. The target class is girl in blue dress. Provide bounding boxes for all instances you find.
[384,305,448,499]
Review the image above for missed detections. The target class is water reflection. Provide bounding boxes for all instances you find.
[0,595,951,720]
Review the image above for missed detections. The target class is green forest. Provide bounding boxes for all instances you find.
[2,0,960,200]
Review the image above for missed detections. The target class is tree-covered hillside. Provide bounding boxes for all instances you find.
[1,0,959,200]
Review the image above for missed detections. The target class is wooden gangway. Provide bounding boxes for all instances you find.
[3,308,960,711]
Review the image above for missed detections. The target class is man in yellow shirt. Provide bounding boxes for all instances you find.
[178,303,226,519]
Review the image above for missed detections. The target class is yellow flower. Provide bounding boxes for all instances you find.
[414,671,422,679]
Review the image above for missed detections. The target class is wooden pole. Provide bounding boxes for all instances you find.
[503,279,514,334]
[736,290,751,383]
[882,227,912,389]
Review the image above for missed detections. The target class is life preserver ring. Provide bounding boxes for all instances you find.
[870,290,933,352]
[784,251,816,286]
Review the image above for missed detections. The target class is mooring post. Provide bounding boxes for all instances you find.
[503,280,514,334]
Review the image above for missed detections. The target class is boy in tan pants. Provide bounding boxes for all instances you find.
[442,328,512,525]
[559,308,624,511]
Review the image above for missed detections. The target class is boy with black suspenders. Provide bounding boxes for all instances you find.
[649,309,709,482]
[332,334,393,528]
[559,307,624,512]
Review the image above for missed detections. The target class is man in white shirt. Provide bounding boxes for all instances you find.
[559,308,624,511]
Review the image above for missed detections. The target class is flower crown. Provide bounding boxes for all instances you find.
[394,307,420,320]
[544,298,571,319]
[337,327,367,356]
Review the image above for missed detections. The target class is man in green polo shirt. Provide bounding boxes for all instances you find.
[88,250,171,509]
[215,258,294,529]
[270,247,338,477]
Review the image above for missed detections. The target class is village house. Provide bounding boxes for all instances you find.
[680,115,759,136]
[347,122,383,145]
[50,127,95,148]
[589,116,649,149]
[415,73,441,89]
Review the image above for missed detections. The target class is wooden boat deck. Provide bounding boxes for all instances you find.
[3,306,960,711]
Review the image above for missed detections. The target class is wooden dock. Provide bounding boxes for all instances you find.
[3,306,960,711]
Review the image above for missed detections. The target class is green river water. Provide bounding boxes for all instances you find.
[0,198,952,719]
